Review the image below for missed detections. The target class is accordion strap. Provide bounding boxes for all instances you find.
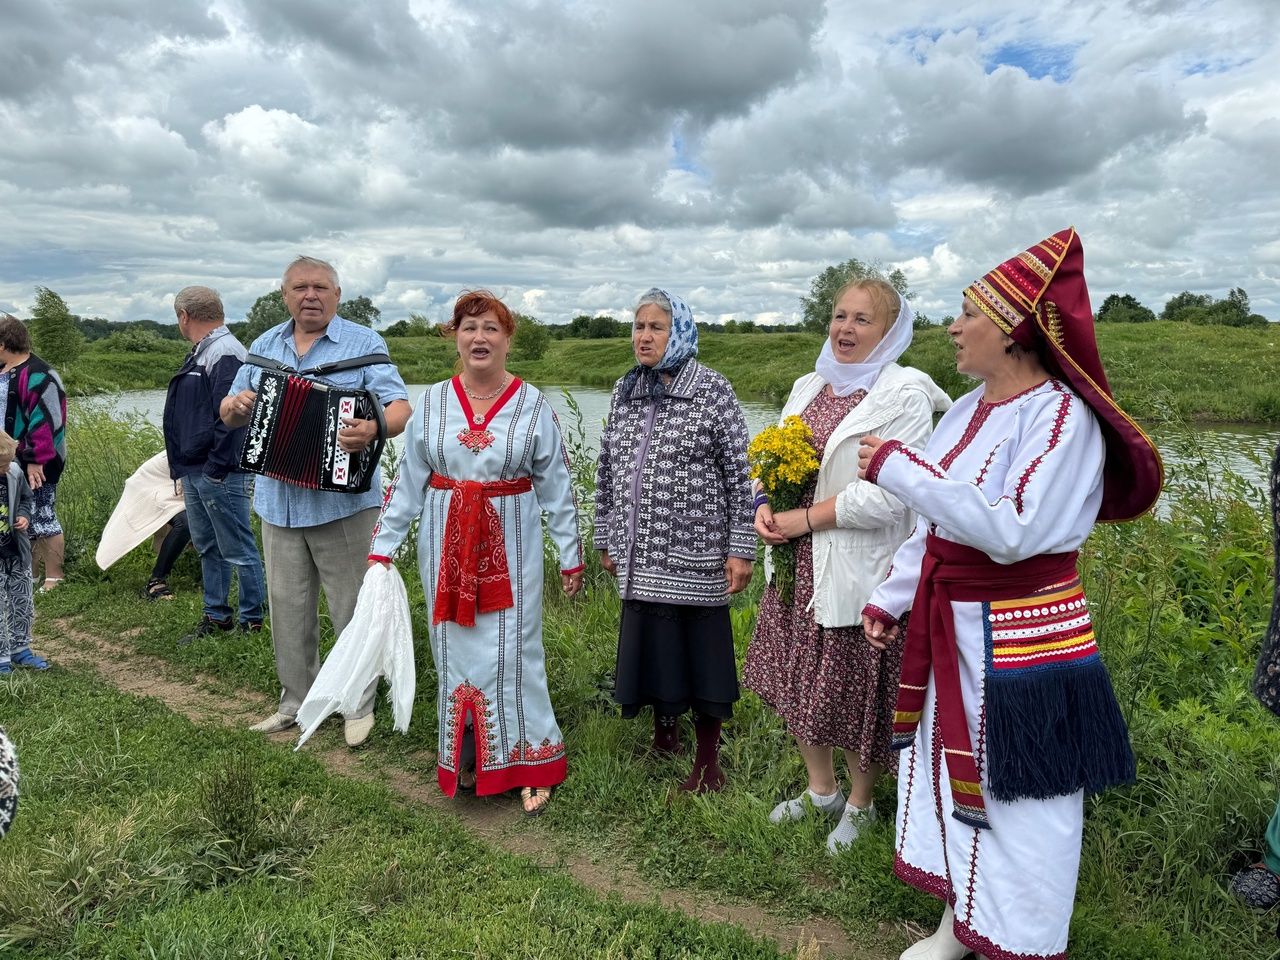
[245,352,392,377]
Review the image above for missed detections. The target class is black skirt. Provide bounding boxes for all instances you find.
[614,599,739,719]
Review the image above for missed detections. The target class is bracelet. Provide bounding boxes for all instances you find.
[753,492,770,510]
[805,507,813,532]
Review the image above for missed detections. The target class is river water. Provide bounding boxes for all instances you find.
[87,384,1277,494]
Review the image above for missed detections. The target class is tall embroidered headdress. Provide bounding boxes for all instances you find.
[967,227,1163,522]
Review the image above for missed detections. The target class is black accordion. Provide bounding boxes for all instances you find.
[238,353,390,494]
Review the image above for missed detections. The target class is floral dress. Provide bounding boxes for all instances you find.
[743,387,902,767]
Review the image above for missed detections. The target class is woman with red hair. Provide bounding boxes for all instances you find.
[369,291,584,816]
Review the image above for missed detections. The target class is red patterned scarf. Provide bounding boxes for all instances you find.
[894,535,1080,829]
[430,473,532,627]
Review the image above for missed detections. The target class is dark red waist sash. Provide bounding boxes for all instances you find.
[430,473,532,627]
[895,534,1132,829]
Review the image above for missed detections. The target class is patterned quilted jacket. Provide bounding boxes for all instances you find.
[594,359,755,605]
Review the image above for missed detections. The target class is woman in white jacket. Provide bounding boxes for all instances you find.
[743,278,950,853]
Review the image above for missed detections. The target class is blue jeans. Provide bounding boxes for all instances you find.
[184,472,266,623]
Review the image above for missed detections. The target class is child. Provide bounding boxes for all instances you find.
[0,431,47,675]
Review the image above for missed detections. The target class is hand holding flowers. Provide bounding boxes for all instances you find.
[747,416,820,604]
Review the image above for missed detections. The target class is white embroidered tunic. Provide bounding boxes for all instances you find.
[865,378,1107,960]
[370,378,583,796]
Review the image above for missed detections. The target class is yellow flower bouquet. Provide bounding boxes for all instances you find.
[747,416,820,604]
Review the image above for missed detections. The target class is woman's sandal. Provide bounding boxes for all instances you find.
[38,577,63,594]
[520,786,551,817]
[144,578,175,601]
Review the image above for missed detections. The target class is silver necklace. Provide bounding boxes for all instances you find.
[462,374,509,401]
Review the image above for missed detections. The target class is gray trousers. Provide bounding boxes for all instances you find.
[262,507,379,719]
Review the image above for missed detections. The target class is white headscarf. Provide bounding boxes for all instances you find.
[813,289,915,397]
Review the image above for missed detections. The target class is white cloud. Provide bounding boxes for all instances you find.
[0,0,1275,330]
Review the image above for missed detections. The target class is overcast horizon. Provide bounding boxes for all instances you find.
[2,0,1277,328]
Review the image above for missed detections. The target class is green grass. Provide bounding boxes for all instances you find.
[57,322,1280,422]
[0,670,790,958]
[17,405,1280,958]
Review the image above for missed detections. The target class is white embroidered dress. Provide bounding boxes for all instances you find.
[866,378,1106,960]
[370,378,583,796]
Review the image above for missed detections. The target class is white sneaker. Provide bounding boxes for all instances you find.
[249,711,296,734]
[344,713,375,747]
[825,801,876,853]
[769,787,846,824]
[900,905,968,960]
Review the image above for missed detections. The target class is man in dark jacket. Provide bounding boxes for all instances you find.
[163,286,265,645]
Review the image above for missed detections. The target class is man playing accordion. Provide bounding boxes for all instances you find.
[221,256,411,747]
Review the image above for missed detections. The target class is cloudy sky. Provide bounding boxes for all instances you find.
[1,0,1277,328]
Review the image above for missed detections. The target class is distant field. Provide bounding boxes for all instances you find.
[61,321,1280,423]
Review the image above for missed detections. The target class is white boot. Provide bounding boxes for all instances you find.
[900,905,970,960]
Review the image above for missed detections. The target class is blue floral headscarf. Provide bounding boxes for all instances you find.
[620,287,698,401]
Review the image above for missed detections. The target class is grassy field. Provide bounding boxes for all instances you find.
[3,405,1277,957]
[383,321,1280,421]
[0,670,790,958]
[61,321,1280,423]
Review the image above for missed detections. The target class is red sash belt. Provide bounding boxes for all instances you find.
[430,473,532,627]
[894,534,1079,829]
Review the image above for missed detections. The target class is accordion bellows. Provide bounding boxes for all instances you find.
[240,369,386,493]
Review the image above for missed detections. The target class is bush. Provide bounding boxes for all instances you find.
[512,313,551,360]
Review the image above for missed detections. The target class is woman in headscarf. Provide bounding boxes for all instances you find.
[369,290,583,816]
[742,277,951,853]
[859,229,1163,960]
[594,288,755,793]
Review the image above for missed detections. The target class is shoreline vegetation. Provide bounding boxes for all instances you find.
[0,404,1277,957]
[61,321,1280,423]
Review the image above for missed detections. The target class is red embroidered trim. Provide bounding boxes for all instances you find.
[560,564,585,576]
[1012,382,1072,514]
[440,755,567,797]
[442,682,494,799]
[862,603,898,628]
[974,441,1005,488]
[940,402,995,470]
[865,442,916,488]
[367,554,393,564]
[979,379,1053,409]
[953,921,1067,960]
[508,738,566,763]
[893,854,954,904]
[895,447,944,480]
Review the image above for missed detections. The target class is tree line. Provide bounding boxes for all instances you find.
[10,267,1272,370]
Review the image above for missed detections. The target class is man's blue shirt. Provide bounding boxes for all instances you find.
[229,316,408,528]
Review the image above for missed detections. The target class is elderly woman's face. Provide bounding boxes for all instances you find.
[633,304,671,368]
[948,296,1011,380]
[829,287,888,364]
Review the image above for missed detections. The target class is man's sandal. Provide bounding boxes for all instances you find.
[520,786,551,817]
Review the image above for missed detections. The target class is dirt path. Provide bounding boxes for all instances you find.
[39,618,896,960]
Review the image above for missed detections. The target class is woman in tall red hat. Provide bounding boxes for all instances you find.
[858,228,1163,960]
